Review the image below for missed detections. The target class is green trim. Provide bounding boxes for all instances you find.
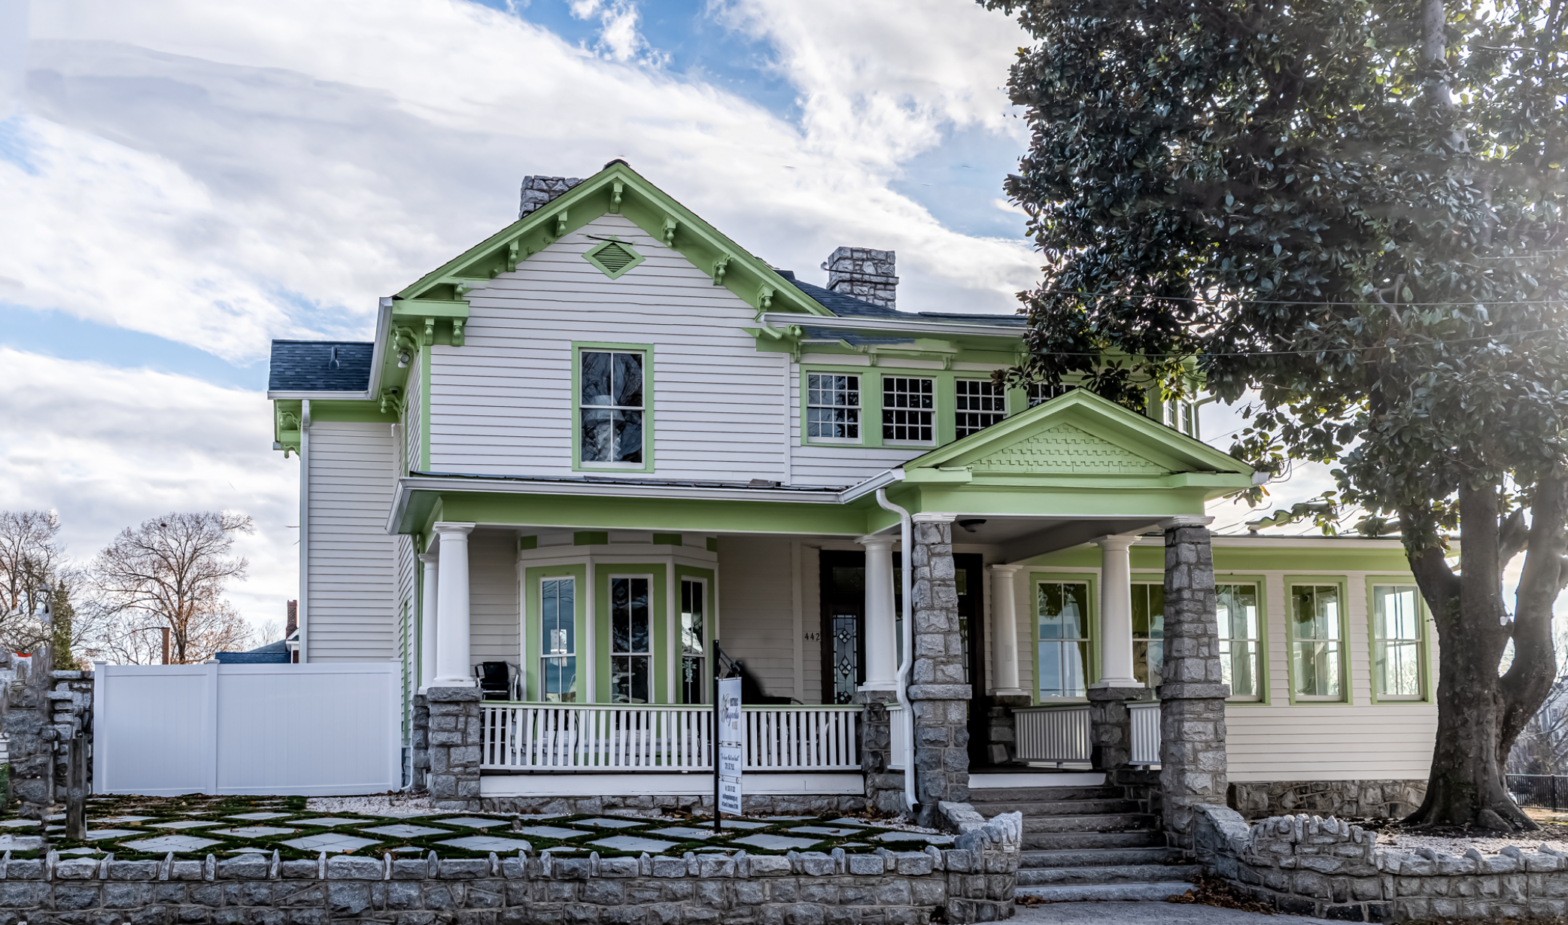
[594,563,670,703]
[1364,575,1435,705]
[571,342,656,474]
[1213,573,1271,705]
[574,531,609,546]
[583,238,646,279]
[653,533,682,546]
[519,536,539,551]
[1024,543,1415,574]
[1283,575,1354,705]
[1027,570,1100,704]
[306,401,397,424]
[674,565,716,704]
[797,366,1020,450]
[523,564,590,702]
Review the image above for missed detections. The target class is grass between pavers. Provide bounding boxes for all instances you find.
[0,795,940,863]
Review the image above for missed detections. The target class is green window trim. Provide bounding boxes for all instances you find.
[1365,575,1435,705]
[572,342,656,474]
[595,563,670,704]
[1284,575,1353,705]
[797,365,1018,450]
[1029,570,1099,703]
[1212,574,1270,705]
[582,238,646,279]
[523,564,590,703]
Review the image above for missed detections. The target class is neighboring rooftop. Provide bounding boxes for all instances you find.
[268,341,374,393]
[214,639,291,665]
[782,274,1024,327]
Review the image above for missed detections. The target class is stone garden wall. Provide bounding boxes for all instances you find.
[1192,802,1568,922]
[0,812,1023,925]
[1227,780,1427,821]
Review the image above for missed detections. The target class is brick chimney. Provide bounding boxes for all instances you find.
[519,176,585,218]
[826,247,898,309]
[286,600,297,639]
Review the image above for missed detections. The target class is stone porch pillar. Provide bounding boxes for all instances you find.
[859,533,898,693]
[431,523,476,688]
[909,514,970,828]
[1158,517,1229,850]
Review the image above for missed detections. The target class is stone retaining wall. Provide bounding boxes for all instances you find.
[1192,802,1568,921]
[1227,780,1427,821]
[0,813,1022,925]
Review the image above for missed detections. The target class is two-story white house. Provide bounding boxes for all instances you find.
[267,161,1437,830]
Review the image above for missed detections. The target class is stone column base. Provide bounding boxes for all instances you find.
[985,692,1031,766]
[425,686,482,811]
[1087,685,1151,771]
[854,689,905,815]
[411,693,430,793]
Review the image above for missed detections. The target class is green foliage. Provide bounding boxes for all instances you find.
[985,0,1568,548]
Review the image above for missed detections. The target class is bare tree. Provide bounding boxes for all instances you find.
[0,510,63,651]
[93,512,256,664]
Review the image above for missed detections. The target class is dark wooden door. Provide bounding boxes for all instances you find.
[818,550,865,705]
[954,554,989,768]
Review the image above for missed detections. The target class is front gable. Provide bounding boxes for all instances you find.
[972,423,1170,477]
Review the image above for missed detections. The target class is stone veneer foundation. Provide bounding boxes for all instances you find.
[1227,780,1428,821]
[0,812,1022,925]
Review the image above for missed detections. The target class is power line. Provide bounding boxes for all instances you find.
[1023,326,1565,358]
[1034,291,1568,307]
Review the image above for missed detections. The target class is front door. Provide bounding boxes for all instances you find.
[818,550,865,705]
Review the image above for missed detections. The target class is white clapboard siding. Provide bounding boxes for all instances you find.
[428,215,792,483]
[307,422,398,662]
[800,545,822,704]
[786,365,927,487]
[718,535,803,702]
[470,529,521,670]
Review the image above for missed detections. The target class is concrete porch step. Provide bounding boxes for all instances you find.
[968,786,1127,804]
[1023,829,1165,850]
[1017,864,1198,887]
[1016,882,1194,903]
[985,798,1142,816]
[1024,812,1157,833]
[1021,847,1178,869]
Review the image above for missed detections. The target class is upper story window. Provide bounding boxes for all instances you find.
[883,376,934,444]
[581,350,644,465]
[1028,382,1074,407]
[807,373,861,441]
[956,380,1005,438]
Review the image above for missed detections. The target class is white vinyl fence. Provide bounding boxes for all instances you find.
[94,662,401,796]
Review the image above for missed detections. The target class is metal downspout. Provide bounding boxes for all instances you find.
[876,488,917,816]
[298,399,310,664]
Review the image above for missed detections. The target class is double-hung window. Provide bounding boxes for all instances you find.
[1372,585,1424,699]
[580,350,645,465]
[956,380,1005,437]
[1028,382,1074,407]
[807,374,861,441]
[610,576,652,704]
[680,579,707,704]
[1131,583,1164,687]
[1037,581,1090,698]
[1216,583,1263,700]
[1291,584,1344,700]
[540,578,577,703]
[883,376,934,443]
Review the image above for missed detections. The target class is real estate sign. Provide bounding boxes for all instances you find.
[717,677,743,816]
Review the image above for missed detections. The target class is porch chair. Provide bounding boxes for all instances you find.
[477,661,514,701]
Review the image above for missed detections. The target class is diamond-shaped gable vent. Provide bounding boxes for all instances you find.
[585,239,644,279]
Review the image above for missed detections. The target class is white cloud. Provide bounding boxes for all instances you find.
[569,0,661,64]
[0,348,298,633]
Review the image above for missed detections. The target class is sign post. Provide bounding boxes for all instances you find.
[715,673,743,832]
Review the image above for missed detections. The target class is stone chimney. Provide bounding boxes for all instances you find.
[826,247,898,309]
[519,176,585,218]
[286,600,298,639]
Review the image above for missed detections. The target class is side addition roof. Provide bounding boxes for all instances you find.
[268,341,376,393]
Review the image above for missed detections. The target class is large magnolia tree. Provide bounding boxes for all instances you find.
[984,0,1568,828]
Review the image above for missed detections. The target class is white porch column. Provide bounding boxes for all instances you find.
[1094,535,1142,688]
[432,523,477,688]
[418,550,439,692]
[989,564,1025,695]
[858,533,898,692]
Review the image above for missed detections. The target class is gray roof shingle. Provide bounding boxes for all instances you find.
[269,341,375,392]
[782,276,1024,327]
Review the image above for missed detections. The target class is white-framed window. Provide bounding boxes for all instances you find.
[1131,583,1164,687]
[1217,583,1263,701]
[610,576,652,703]
[1028,382,1073,407]
[955,379,1006,437]
[580,350,645,465]
[1037,581,1090,698]
[883,376,934,443]
[1291,584,1344,700]
[807,373,861,441]
[1373,585,1424,699]
[540,577,578,703]
[680,578,707,704]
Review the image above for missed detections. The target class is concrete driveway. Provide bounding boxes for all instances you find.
[1015,901,1336,924]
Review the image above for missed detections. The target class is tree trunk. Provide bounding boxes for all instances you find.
[1405,482,1537,831]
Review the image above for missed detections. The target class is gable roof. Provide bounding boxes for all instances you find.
[269,341,375,392]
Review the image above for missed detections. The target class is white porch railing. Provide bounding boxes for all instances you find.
[1129,701,1161,765]
[479,703,860,772]
[888,704,906,770]
[1015,701,1163,767]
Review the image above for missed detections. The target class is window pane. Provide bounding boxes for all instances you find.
[612,577,650,655]
[681,580,704,656]
[540,577,577,703]
[1131,584,1164,687]
[882,377,935,442]
[614,409,643,463]
[1374,586,1422,698]
[581,352,613,406]
[956,379,1005,438]
[1037,582,1089,697]
[1294,641,1341,698]
[1216,584,1261,699]
[613,352,644,407]
[582,408,613,463]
